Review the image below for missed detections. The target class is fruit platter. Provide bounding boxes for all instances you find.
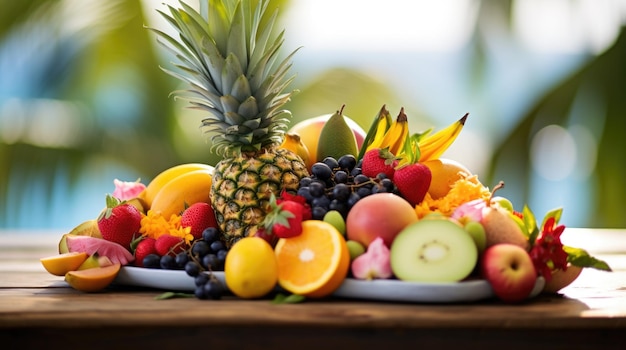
[40,0,611,304]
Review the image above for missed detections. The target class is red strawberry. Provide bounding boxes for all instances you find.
[180,202,218,240]
[155,234,187,257]
[393,163,432,206]
[362,148,400,179]
[97,194,142,250]
[262,193,310,239]
[133,237,157,267]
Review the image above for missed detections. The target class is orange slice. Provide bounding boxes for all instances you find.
[274,220,350,298]
[40,252,88,276]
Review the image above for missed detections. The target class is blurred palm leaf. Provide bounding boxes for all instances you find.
[488,27,626,228]
[0,0,178,228]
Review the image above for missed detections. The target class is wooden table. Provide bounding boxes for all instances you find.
[2,228,626,349]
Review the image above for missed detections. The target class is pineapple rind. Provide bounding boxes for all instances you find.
[211,147,307,246]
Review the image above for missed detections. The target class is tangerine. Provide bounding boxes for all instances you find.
[423,158,472,200]
[274,220,350,298]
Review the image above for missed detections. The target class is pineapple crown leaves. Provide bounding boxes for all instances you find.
[149,0,300,156]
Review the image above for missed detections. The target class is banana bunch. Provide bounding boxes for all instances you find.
[359,105,468,162]
[359,105,409,158]
[417,113,468,162]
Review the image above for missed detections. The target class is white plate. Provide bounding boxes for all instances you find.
[114,266,545,303]
[114,266,224,291]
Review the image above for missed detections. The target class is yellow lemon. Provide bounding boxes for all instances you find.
[224,237,278,299]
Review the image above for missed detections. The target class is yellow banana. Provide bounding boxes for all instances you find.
[148,168,214,219]
[418,113,468,162]
[139,163,214,209]
[373,107,409,156]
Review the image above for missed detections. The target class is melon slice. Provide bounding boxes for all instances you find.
[40,252,88,276]
[60,234,134,265]
[65,263,122,292]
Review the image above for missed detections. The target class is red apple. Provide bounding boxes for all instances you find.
[480,243,537,303]
[346,193,417,248]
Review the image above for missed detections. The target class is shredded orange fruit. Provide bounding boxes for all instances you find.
[415,174,491,219]
[139,210,193,244]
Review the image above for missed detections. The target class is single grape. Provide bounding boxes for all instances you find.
[308,181,326,197]
[175,251,189,267]
[209,240,226,253]
[351,167,362,177]
[185,261,201,277]
[159,255,177,270]
[312,206,328,220]
[381,178,396,192]
[194,273,210,287]
[322,157,339,170]
[311,162,332,180]
[356,187,372,199]
[297,187,314,202]
[191,241,211,257]
[329,199,349,217]
[333,170,348,184]
[203,278,224,300]
[371,184,382,194]
[203,253,221,270]
[142,254,161,269]
[312,195,331,209]
[299,177,313,187]
[354,174,370,184]
[202,227,219,243]
[195,285,207,299]
[332,183,350,201]
[217,249,228,265]
[347,192,361,207]
[338,154,357,171]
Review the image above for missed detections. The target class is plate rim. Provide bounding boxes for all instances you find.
[114,266,545,303]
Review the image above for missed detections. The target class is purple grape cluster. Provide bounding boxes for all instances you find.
[297,154,400,220]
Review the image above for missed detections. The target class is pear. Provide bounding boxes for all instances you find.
[316,105,359,162]
[480,182,528,249]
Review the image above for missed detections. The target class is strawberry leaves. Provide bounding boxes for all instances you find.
[262,192,312,239]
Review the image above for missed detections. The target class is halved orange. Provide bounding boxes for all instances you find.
[274,220,350,298]
[40,252,88,276]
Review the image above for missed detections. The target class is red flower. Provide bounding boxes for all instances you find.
[529,217,568,281]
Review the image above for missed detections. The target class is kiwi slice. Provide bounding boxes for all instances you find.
[390,219,478,283]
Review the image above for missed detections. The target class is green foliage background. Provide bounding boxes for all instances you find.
[1,0,624,229]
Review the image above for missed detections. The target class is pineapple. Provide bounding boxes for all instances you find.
[151,0,308,246]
